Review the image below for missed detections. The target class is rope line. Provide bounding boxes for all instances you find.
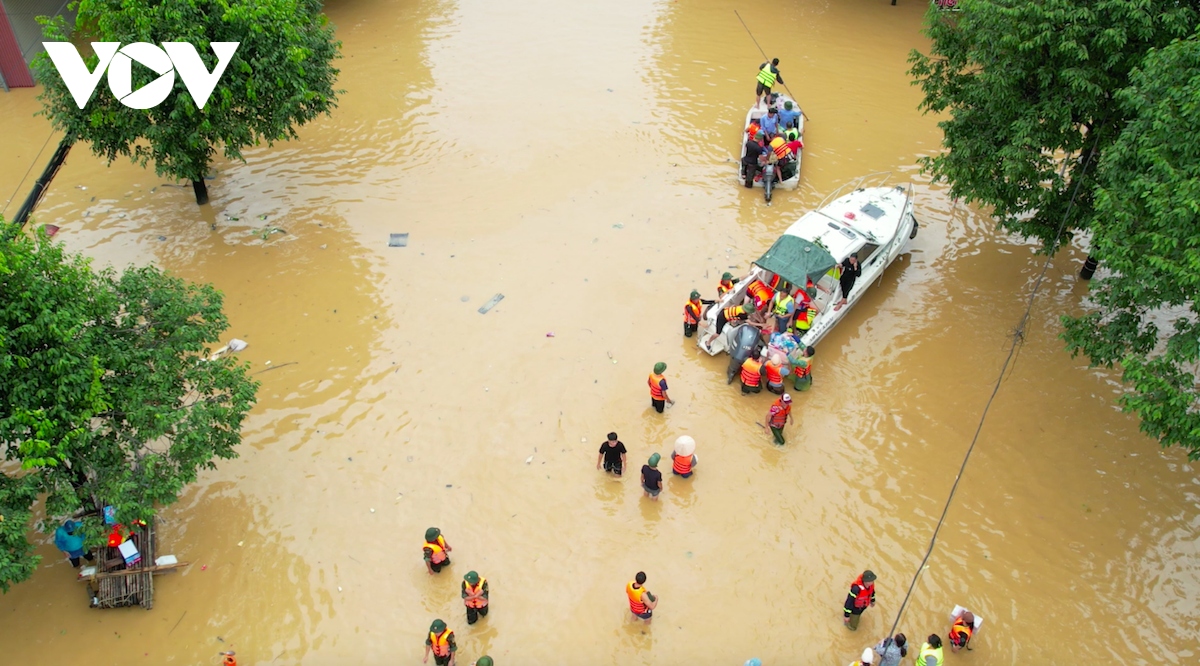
[1,129,55,219]
[884,139,1101,639]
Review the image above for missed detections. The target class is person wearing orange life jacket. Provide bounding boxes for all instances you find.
[670,436,697,478]
[704,300,754,349]
[220,652,237,666]
[423,527,453,575]
[683,290,714,338]
[761,393,793,445]
[849,647,877,666]
[792,286,821,333]
[626,571,658,623]
[423,619,457,666]
[948,610,976,652]
[763,354,786,394]
[746,279,775,311]
[461,571,490,625]
[842,569,877,630]
[740,350,766,395]
[791,345,815,392]
[716,272,739,298]
[648,362,674,413]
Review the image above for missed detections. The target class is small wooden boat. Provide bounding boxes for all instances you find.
[738,93,804,197]
[699,173,918,355]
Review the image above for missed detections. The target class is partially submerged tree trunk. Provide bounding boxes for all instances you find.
[192,179,209,206]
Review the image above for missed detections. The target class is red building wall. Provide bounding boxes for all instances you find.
[0,0,35,88]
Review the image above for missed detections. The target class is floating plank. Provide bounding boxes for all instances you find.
[79,561,189,581]
[388,233,409,247]
[478,293,504,314]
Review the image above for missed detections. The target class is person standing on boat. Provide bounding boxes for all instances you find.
[424,619,457,666]
[756,58,784,107]
[792,287,820,334]
[791,345,815,392]
[740,350,766,395]
[778,100,801,129]
[771,282,795,333]
[762,393,793,445]
[842,569,877,630]
[648,362,674,413]
[835,255,862,311]
[743,132,767,188]
[423,527,453,574]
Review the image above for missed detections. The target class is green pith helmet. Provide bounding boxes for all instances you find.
[476,658,494,666]
[431,619,446,632]
[784,101,793,110]
[690,290,700,300]
[722,272,734,281]
[648,453,661,467]
[425,527,441,542]
[465,571,480,584]
[863,570,877,583]
[653,362,667,374]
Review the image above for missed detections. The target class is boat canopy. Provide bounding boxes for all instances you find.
[754,235,838,287]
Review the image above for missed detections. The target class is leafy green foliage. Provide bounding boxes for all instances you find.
[1063,35,1200,459]
[0,221,258,590]
[909,0,1197,252]
[32,0,341,201]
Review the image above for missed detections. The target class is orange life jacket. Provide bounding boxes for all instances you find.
[627,582,647,614]
[771,136,791,160]
[424,536,448,564]
[672,452,693,475]
[747,280,774,309]
[741,358,763,387]
[429,629,452,657]
[768,399,791,427]
[765,361,784,385]
[648,373,666,400]
[223,656,237,666]
[463,578,489,608]
[746,122,760,139]
[717,279,735,296]
[794,357,812,379]
[684,300,702,324]
[951,616,974,644]
[850,574,874,608]
[723,304,747,321]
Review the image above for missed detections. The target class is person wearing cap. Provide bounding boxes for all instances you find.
[742,129,767,187]
[647,362,674,413]
[874,633,908,666]
[843,569,877,630]
[422,527,453,575]
[849,647,876,666]
[791,345,815,392]
[778,100,801,129]
[916,634,944,666]
[640,454,663,500]
[461,571,489,624]
[948,610,976,652]
[762,393,793,445]
[423,619,457,665]
[471,658,493,666]
[597,431,628,477]
[717,272,740,297]
[740,350,766,395]
[755,58,784,107]
[626,571,658,623]
[683,290,713,337]
[54,519,94,568]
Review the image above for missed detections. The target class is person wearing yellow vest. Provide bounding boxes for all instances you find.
[423,619,457,666]
[683,290,713,338]
[771,281,795,333]
[791,345,815,391]
[915,635,944,666]
[762,393,793,445]
[423,527,453,575]
[755,58,784,107]
[848,647,876,666]
[949,610,976,652]
[792,286,821,333]
[461,570,489,625]
[626,571,658,623]
[740,351,766,395]
[648,362,674,413]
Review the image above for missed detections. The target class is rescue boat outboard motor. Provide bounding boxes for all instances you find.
[726,324,761,384]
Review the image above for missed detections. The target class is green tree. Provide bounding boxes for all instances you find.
[1063,34,1200,459]
[0,220,258,590]
[32,0,342,205]
[908,0,1197,252]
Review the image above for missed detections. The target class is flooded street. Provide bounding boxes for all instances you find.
[2,0,1198,663]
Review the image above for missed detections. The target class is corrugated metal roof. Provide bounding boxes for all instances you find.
[0,0,76,89]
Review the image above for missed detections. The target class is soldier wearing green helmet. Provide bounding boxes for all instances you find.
[648,362,674,413]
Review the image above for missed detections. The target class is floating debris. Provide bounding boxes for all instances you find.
[388,233,409,247]
[478,293,504,314]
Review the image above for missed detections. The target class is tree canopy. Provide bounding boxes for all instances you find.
[32,0,342,205]
[910,0,1200,459]
[0,221,258,590]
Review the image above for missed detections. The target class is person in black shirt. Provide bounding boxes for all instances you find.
[742,132,766,188]
[596,431,627,476]
[835,254,862,311]
[641,453,663,500]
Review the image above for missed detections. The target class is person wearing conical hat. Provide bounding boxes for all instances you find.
[670,435,698,478]
[422,527,453,575]
[648,362,674,413]
[461,571,489,625]
[641,454,663,501]
[423,619,456,665]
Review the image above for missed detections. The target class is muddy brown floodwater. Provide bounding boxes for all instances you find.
[2,0,1199,663]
